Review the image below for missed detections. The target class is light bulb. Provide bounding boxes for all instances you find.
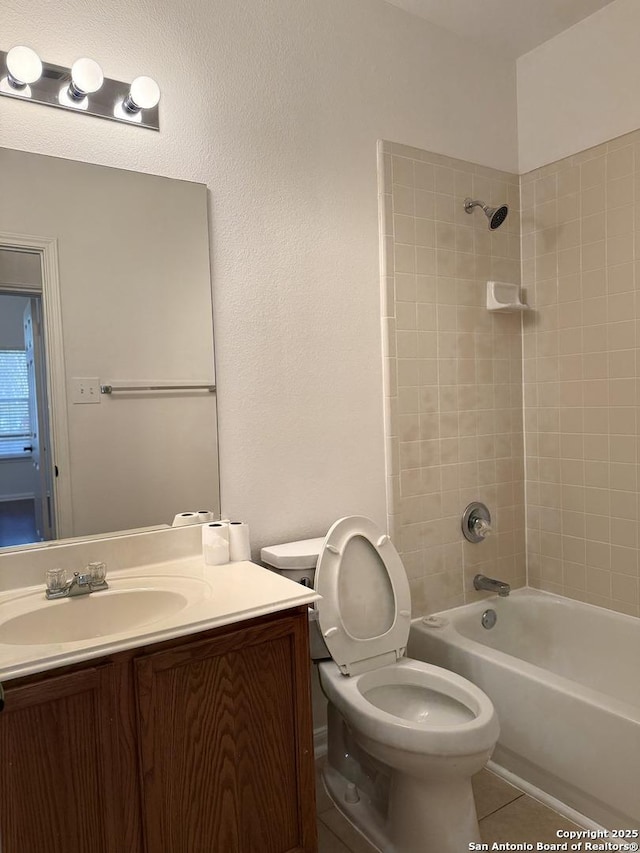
[123,75,160,112]
[6,45,42,87]
[69,57,103,98]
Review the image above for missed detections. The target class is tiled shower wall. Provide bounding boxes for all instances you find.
[522,130,640,617]
[378,141,525,616]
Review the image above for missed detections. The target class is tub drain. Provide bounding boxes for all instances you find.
[481,609,497,629]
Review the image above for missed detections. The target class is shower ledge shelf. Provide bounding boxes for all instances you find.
[486,280,531,313]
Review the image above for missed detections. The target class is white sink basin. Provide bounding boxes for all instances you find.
[0,576,212,646]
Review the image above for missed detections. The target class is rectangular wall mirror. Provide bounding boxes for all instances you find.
[0,147,220,551]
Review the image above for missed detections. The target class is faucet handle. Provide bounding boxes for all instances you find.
[462,502,492,543]
[45,568,67,592]
[87,561,107,583]
[86,561,108,589]
[472,516,492,538]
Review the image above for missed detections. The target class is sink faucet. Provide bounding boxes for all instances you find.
[45,562,109,600]
[473,574,510,597]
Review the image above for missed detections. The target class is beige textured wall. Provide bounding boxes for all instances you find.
[518,0,640,173]
[0,0,519,556]
[379,141,525,616]
[522,129,640,617]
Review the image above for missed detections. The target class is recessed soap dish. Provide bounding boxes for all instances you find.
[487,280,530,313]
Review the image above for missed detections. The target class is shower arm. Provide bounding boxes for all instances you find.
[464,199,486,213]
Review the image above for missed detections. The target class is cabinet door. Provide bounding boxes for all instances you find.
[0,663,140,853]
[135,611,316,853]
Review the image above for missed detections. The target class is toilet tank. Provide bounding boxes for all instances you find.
[260,537,329,660]
[260,537,325,586]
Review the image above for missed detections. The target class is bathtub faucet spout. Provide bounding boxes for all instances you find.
[473,574,510,597]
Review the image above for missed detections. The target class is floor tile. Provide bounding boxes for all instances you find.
[320,806,379,853]
[472,769,524,819]
[316,759,334,814]
[317,821,352,853]
[480,795,582,845]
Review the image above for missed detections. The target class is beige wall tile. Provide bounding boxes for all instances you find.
[381,145,524,615]
[607,146,634,180]
[581,156,606,189]
[520,130,640,619]
[581,184,605,217]
[383,132,640,622]
[607,176,633,209]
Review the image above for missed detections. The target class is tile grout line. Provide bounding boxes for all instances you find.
[478,791,526,823]
[318,818,355,853]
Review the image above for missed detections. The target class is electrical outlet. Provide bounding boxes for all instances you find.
[71,377,101,404]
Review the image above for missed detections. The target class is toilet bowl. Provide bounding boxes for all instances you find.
[319,657,497,852]
[261,516,499,853]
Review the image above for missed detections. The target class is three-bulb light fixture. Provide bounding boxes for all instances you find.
[0,45,161,130]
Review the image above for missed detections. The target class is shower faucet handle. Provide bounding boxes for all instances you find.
[471,516,492,539]
[461,502,492,543]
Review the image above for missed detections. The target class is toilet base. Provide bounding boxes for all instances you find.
[322,762,387,853]
[323,762,481,853]
[322,703,483,853]
[388,772,481,853]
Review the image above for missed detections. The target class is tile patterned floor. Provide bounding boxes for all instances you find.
[316,761,582,852]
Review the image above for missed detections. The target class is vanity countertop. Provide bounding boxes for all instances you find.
[0,558,319,683]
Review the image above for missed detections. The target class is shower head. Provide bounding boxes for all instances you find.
[464,198,509,230]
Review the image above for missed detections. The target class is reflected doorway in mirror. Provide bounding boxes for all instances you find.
[0,237,69,546]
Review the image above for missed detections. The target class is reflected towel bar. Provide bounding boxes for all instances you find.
[100,383,216,394]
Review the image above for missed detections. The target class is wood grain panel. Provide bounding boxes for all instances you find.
[105,660,144,853]
[287,611,318,853]
[136,643,241,852]
[0,666,112,853]
[134,610,317,853]
[233,633,299,851]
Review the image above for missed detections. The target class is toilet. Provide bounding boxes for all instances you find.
[261,516,499,853]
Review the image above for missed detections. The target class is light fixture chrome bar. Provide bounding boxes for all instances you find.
[0,50,160,131]
[100,383,216,394]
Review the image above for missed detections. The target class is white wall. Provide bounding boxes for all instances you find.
[517,0,640,173]
[0,0,518,552]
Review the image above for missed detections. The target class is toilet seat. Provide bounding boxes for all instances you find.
[315,516,500,751]
[315,516,412,675]
[318,658,499,756]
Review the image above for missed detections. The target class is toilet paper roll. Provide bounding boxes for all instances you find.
[196,510,213,523]
[172,512,198,527]
[202,522,230,566]
[228,521,251,562]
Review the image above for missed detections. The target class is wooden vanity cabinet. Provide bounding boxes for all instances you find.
[0,660,140,853]
[0,606,317,853]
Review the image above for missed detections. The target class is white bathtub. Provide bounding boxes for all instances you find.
[407,588,640,830]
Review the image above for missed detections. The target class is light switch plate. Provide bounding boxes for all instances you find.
[71,377,101,404]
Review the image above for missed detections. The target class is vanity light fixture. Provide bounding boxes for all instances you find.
[124,75,160,112]
[0,46,160,130]
[115,74,161,123]
[59,57,104,110]
[69,57,104,99]
[5,45,42,88]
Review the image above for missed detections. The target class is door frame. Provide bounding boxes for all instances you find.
[0,232,73,538]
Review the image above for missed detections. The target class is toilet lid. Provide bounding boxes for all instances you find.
[315,516,411,675]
